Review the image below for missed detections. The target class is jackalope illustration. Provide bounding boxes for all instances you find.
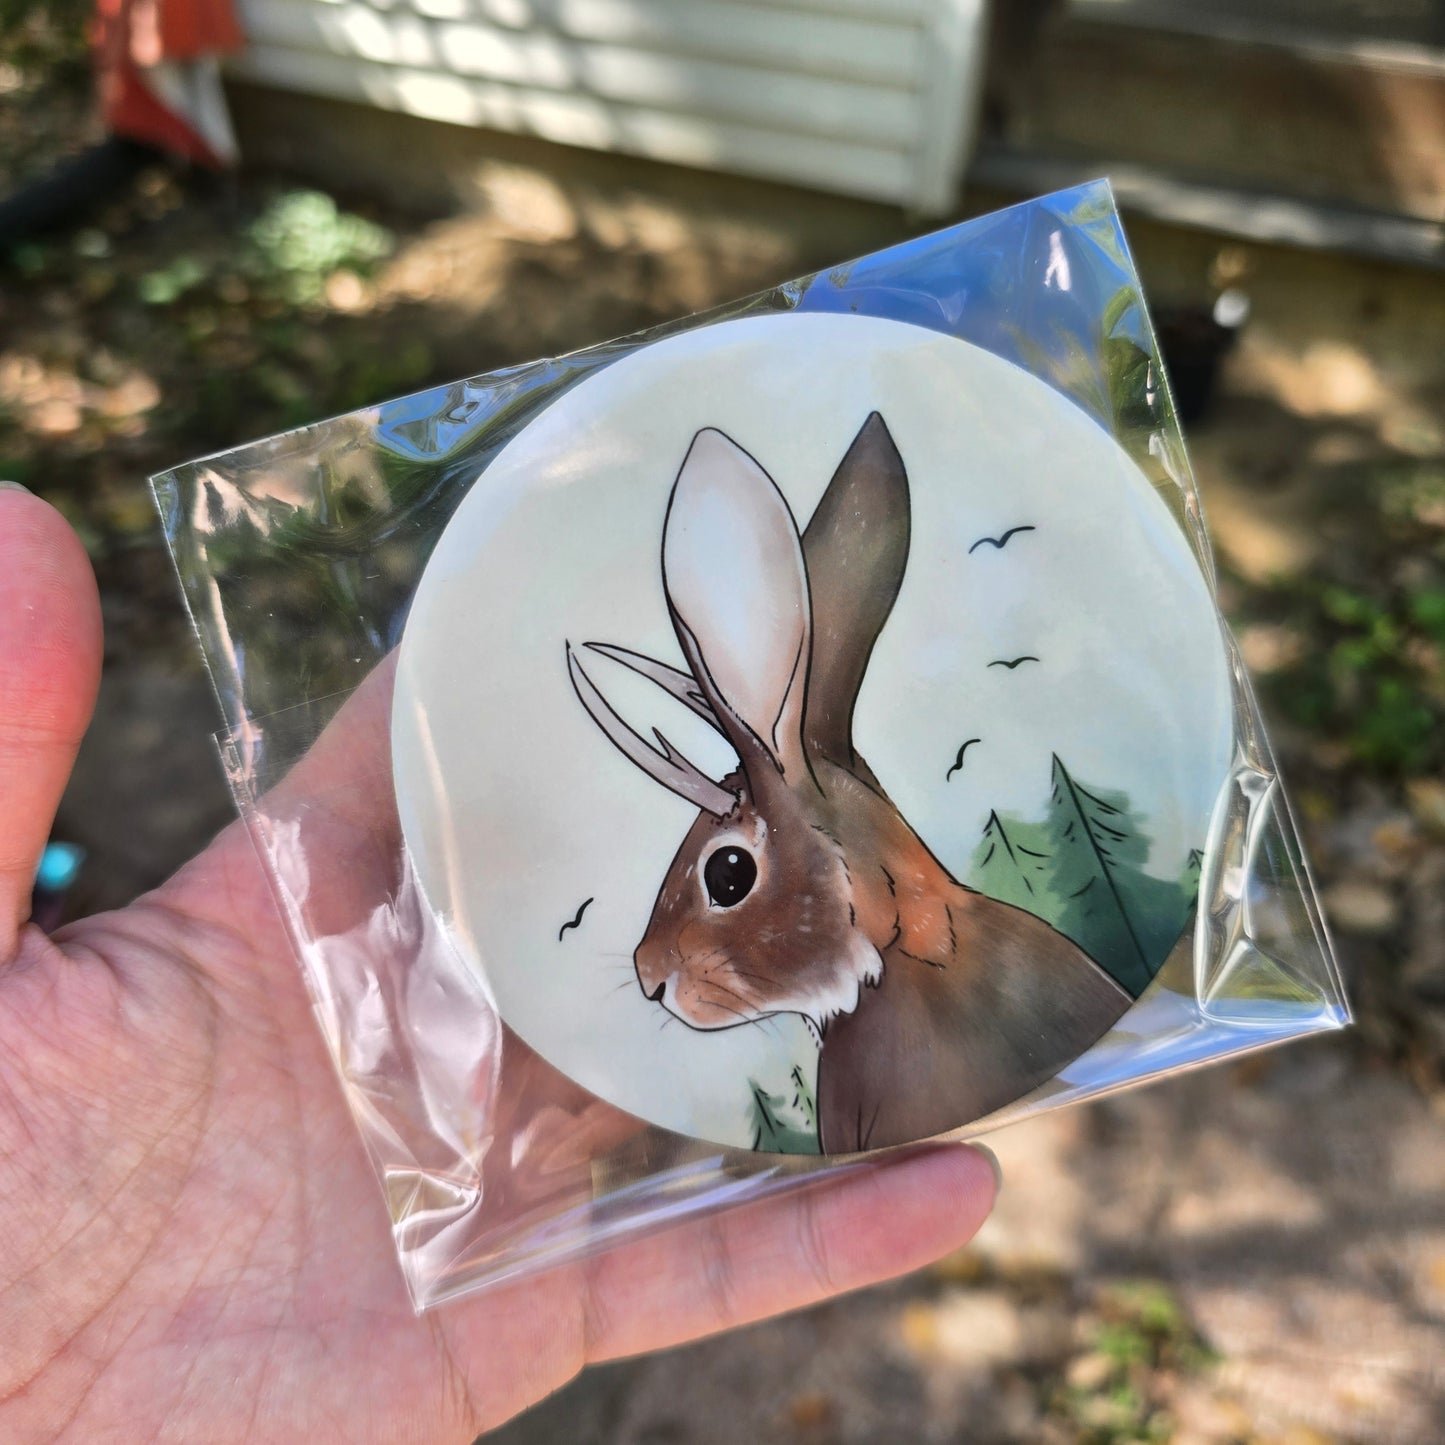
[568,413,1129,1152]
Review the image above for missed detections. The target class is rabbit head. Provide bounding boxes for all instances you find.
[568,413,916,1035]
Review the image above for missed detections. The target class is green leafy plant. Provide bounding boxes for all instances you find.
[1050,1280,1214,1445]
[1267,578,1443,775]
[139,254,209,305]
[243,190,394,305]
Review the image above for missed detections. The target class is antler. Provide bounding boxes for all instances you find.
[581,642,723,734]
[566,643,736,817]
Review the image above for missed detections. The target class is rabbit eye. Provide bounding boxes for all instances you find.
[704,847,756,908]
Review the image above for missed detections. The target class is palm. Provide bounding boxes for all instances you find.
[0,489,995,1442]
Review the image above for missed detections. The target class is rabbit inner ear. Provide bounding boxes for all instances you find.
[800,412,911,768]
[663,428,812,786]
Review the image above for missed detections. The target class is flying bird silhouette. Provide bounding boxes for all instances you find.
[557,896,594,941]
[969,525,1036,555]
[989,656,1040,670]
[945,738,982,781]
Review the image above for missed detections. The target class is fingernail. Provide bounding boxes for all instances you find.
[969,1142,1003,1192]
[0,481,31,494]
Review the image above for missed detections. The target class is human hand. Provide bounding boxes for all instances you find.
[0,485,997,1442]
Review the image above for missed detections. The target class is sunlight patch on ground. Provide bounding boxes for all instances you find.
[0,351,159,439]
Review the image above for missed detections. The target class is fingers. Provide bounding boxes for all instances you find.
[575,1141,998,1362]
[440,1141,996,1432]
[0,488,102,957]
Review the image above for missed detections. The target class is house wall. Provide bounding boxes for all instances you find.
[226,0,989,213]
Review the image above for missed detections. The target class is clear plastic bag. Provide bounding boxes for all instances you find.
[153,181,1348,1310]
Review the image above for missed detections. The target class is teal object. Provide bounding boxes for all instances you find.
[35,842,85,892]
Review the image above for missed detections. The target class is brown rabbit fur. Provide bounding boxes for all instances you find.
[573,412,1130,1153]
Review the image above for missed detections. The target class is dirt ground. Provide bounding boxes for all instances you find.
[492,1042,1445,1445]
[3,12,1445,1442]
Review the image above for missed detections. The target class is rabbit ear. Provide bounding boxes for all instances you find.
[801,412,910,768]
[663,428,812,787]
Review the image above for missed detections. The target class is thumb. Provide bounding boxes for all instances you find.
[0,485,102,956]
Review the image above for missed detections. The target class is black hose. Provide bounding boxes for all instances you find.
[0,135,167,248]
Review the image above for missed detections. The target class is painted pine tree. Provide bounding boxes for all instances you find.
[966,757,1200,998]
[1182,848,1204,908]
[1043,756,1159,997]
[747,1065,821,1155]
[970,809,1056,914]
[1171,847,1205,945]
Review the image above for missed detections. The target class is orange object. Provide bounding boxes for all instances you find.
[93,0,244,167]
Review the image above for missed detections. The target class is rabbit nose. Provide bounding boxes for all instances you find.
[635,941,672,999]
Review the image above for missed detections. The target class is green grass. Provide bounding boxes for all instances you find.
[1050,1279,1215,1445]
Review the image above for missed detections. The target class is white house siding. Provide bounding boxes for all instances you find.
[227,0,989,212]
